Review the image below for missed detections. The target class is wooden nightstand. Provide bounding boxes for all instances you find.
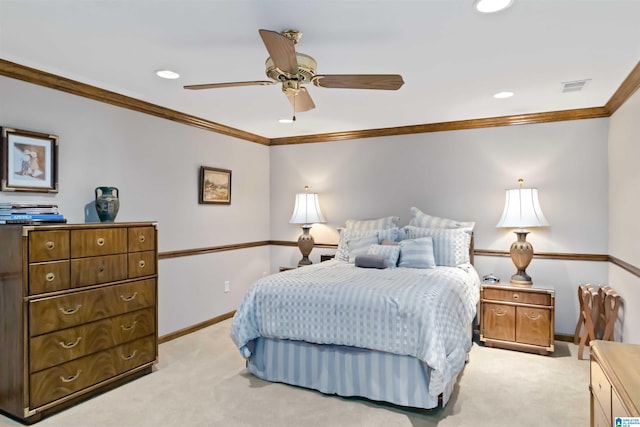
[480,283,555,355]
[279,266,296,272]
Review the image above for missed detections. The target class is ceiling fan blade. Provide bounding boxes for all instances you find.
[313,74,404,90]
[184,81,274,90]
[286,87,316,112]
[259,29,298,75]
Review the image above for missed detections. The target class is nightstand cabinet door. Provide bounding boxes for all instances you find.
[482,303,515,342]
[516,307,552,347]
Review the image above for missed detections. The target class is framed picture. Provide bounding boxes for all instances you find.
[199,166,231,205]
[1,127,59,193]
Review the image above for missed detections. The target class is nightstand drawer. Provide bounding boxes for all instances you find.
[516,307,551,346]
[483,288,551,306]
[482,303,516,341]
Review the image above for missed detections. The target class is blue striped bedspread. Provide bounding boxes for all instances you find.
[231,260,480,398]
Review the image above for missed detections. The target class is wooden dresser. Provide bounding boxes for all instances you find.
[0,222,158,423]
[480,283,555,355]
[590,340,640,427]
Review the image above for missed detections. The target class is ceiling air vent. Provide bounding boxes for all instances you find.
[561,79,591,93]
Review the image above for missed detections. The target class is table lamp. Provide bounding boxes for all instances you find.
[496,179,549,286]
[289,186,326,266]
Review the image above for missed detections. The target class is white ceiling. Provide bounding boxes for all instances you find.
[2,0,640,139]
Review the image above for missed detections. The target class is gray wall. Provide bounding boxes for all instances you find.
[0,76,271,336]
[608,88,640,344]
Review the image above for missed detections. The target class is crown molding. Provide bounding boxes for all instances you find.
[2,58,639,146]
[0,59,270,146]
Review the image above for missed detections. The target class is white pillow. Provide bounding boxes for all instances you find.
[404,225,471,266]
[344,216,399,231]
[408,207,475,233]
[397,237,436,269]
[367,244,400,267]
[347,235,380,263]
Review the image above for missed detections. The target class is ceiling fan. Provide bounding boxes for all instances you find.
[184,29,405,117]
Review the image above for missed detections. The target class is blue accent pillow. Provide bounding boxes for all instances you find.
[398,237,436,269]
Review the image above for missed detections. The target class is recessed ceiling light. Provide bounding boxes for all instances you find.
[475,0,513,13]
[493,91,514,99]
[278,118,294,124]
[155,69,180,79]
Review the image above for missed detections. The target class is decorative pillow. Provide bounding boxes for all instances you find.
[355,254,389,269]
[403,225,471,266]
[344,216,400,231]
[408,207,475,233]
[346,235,380,263]
[335,227,401,261]
[367,244,400,267]
[397,237,436,269]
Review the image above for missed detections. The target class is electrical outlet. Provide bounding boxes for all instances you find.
[224,281,230,293]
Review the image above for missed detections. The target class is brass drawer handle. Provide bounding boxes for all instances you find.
[525,312,542,321]
[121,321,138,332]
[491,307,507,316]
[138,260,146,269]
[96,237,105,246]
[46,272,56,282]
[121,350,137,361]
[120,292,138,302]
[46,241,55,250]
[512,293,519,300]
[60,370,81,383]
[139,235,146,243]
[59,337,82,349]
[59,304,82,315]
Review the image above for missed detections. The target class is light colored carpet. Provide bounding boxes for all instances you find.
[0,320,591,426]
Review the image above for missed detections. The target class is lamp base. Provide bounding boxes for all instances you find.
[297,225,314,267]
[509,230,534,287]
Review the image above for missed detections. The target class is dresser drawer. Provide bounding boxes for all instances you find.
[29,230,70,262]
[128,226,156,252]
[591,360,612,419]
[70,228,127,258]
[29,279,156,336]
[128,251,156,279]
[30,308,156,372]
[29,335,156,408]
[483,288,551,306]
[29,260,71,295]
[70,254,128,288]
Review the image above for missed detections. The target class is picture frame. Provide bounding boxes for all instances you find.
[1,127,59,193]
[199,166,231,205]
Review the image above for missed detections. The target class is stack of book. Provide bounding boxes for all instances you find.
[0,202,67,224]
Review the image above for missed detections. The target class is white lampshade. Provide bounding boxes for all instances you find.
[289,191,326,226]
[496,187,549,229]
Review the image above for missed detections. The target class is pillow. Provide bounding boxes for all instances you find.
[367,244,400,267]
[404,225,471,266]
[397,237,436,269]
[344,216,399,231]
[346,235,380,263]
[335,227,401,261]
[408,207,475,233]
[355,254,390,269]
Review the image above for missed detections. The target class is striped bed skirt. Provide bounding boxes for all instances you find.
[246,337,456,409]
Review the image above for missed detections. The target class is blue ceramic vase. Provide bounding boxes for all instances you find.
[95,186,120,222]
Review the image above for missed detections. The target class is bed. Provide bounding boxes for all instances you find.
[231,210,480,410]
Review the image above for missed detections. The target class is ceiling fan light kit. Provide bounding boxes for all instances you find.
[184,29,404,117]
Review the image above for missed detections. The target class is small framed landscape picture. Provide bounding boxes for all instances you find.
[1,127,59,193]
[199,166,231,205]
